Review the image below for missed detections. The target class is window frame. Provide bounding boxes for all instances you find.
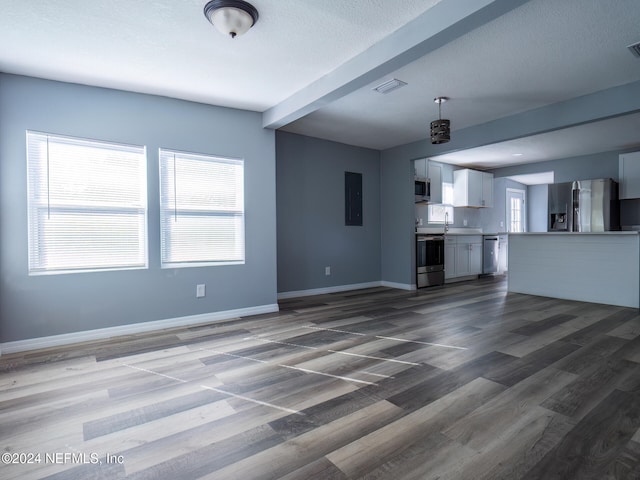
[158,148,245,269]
[26,131,148,275]
[428,182,455,224]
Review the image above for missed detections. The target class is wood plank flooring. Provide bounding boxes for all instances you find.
[1,275,640,479]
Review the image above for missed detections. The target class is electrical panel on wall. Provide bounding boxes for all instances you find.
[345,171,363,226]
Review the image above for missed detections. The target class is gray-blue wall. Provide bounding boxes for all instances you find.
[378,80,640,283]
[381,147,416,287]
[0,74,277,343]
[480,177,527,233]
[489,149,629,231]
[489,150,620,183]
[527,184,548,232]
[276,132,381,293]
[380,143,491,287]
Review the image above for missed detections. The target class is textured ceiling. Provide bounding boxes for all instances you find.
[430,113,640,169]
[0,0,441,110]
[1,0,640,168]
[281,0,640,150]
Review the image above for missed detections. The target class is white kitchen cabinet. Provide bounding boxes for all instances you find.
[453,169,481,207]
[428,162,443,204]
[469,241,482,274]
[482,172,494,208]
[446,235,482,280]
[444,236,456,279]
[619,151,640,199]
[414,158,427,178]
[453,169,493,207]
[458,235,482,275]
[454,243,471,276]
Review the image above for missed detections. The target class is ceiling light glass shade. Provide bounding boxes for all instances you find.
[204,0,259,38]
[430,119,450,144]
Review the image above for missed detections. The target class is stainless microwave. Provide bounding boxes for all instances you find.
[415,178,430,203]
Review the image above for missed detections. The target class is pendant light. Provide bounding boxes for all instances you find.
[430,97,450,144]
[204,0,259,38]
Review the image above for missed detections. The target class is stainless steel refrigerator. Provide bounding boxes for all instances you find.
[548,178,619,232]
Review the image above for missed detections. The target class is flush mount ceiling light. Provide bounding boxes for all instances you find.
[430,97,450,144]
[204,0,259,38]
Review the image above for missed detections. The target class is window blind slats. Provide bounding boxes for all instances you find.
[428,183,454,224]
[26,132,148,274]
[159,149,245,267]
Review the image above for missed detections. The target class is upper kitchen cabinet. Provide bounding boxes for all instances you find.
[453,169,493,208]
[619,151,640,199]
[413,158,442,204]
[414,158,427,178]
[428,162,442,204]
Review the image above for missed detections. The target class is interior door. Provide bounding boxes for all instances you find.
[506,188,526,232]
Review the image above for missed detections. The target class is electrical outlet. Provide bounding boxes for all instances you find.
[196,284,206,298]
[325,266,331,276]
[500,221,504,228]
[463,219,468,226]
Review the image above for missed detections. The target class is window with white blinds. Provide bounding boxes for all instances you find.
[428,182,455,224]
[26,132,148,275]
[159,149,245,268]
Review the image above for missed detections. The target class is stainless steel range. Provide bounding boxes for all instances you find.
[416,234,444,288]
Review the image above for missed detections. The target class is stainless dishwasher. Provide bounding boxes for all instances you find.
[482,235,499,274]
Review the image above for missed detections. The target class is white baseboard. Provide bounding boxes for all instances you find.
[445,275,479,284]
[0,303,279,355]
[277,280,416,299]
[381,281,415,291]
[278,281,385,300]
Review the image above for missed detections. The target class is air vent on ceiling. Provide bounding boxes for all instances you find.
[373,78,407,94]
[628,41,640,58]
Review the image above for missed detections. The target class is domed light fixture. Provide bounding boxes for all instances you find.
[204,0,259,39]
[430,97,450,144]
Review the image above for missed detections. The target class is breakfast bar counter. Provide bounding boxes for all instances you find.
[508,232,640,308]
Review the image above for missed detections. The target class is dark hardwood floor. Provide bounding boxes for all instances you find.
[1,275,640,479]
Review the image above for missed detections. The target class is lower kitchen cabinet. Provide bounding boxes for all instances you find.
[455,243,471,276]
[445,235,482,281]
[444,237,456,280]
[470,241,483,274]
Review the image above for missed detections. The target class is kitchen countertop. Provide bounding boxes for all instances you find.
[416,227,483,235]
[415,228,509,235]
[508,232,639,308]
[416,229,637,235]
